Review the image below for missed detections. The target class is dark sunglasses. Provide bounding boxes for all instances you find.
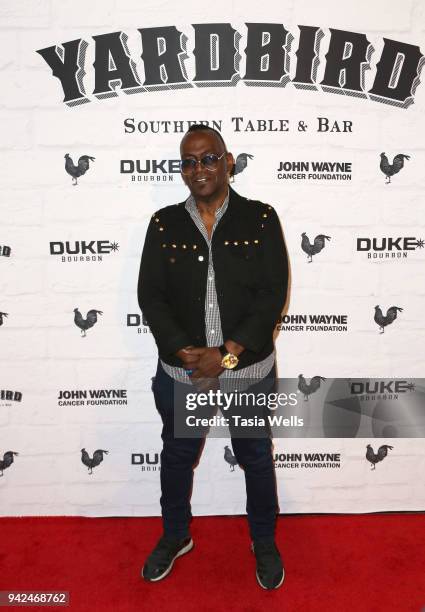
[180,152,225,175]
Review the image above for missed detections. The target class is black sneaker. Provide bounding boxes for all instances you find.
[252,538,285,590]
[141,535,193,582]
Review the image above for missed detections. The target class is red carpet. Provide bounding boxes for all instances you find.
[0,513,424,612]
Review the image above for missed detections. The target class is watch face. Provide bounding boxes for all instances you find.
[222,353,239,369]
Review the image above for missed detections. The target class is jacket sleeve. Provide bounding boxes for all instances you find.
[137,216,192,357]
[229,206,289,353]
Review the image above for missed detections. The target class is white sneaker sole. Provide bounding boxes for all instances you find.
[252,542,285,590]
[256,568,285,590]
[142,538,194,582]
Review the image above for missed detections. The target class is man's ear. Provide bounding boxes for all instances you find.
[226,152,235,178]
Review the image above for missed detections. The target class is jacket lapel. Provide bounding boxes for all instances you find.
[213,186,243,237]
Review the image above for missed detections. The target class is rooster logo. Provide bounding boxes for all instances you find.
[73,308,103,337]
[366,444,393,470]
[379,153,410,184]
[81,448,109,475]
[65,153,95,185]
[232,153,254,177]
[0,312,8,326]
[298,375,326,401]
[224,446,239,472]
[301,233,331,263]
[374,305,403,334]
[0,451,19,477]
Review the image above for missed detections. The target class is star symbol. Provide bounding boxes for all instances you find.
[110,241,119,252]
[415,239,424,249]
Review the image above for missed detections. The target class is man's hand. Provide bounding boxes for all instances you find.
[223,340,245,357]
[181,347,222,391]
[175,345,202,369]
[186,347,223,378]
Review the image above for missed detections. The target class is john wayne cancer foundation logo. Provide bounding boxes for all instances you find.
[277,159,352,182]
[225,447,342,471]
[57,388,128,407]
[277,313,349,333]
[223,447,342,472]
[274,451,341,469]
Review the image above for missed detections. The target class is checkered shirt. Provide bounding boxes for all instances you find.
[160,190,275,386]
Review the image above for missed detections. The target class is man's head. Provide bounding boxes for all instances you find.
[179,125,234,202]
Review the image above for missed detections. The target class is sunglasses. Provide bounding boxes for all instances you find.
[180,152,225,175]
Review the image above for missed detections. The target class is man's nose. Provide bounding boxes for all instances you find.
[193,159,204,175]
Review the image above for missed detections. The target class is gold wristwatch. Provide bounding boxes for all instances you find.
[219,344,239,369]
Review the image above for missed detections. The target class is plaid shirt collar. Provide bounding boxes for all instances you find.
[185,188,229,223]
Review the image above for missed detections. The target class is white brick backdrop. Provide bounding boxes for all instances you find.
[0,0,424,516]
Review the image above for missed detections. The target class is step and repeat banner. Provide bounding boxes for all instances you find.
[1,0,425,516]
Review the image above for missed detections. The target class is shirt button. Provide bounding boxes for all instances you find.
[209,303,213,308]
[209,276,213,281]
[198,255,204,261]
[210,330,215,334]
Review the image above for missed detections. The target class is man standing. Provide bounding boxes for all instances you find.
[137,125,289,589]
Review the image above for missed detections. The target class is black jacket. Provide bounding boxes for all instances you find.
[137,186,289,370]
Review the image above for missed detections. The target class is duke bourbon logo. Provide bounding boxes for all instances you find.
[357,236,424,260]
[50,240,119,262]
[132,452,161,471]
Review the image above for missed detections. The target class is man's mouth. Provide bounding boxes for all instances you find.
[194,177,208,183]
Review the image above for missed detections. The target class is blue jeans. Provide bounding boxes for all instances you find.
[151,360,279,540]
